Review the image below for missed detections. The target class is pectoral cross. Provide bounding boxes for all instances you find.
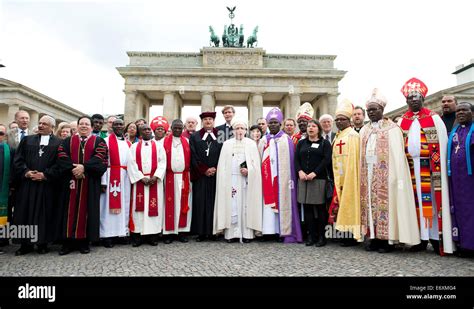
[336,140,346,154]
[38,148,44,157]
[205,147,210,157]
[454,144,460,154]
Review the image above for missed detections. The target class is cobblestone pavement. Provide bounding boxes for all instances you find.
[0,239,473,277]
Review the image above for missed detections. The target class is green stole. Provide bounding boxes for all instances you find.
[0,143,10,226]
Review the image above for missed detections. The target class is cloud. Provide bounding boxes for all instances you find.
[1,0,473,121]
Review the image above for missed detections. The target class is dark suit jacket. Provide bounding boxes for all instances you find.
[216,123,233,141]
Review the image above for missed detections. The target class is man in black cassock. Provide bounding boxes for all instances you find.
[190,111,222,241]
[57,116,108,255]
[13,115,62,255]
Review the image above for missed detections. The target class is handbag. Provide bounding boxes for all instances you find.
[324,169,334,203]
[322,140,334,203]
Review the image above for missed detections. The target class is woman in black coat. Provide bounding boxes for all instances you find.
[294,120,332,247]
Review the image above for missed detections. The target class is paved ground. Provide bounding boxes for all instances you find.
[1,239,473,277]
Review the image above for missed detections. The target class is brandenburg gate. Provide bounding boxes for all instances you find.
[118,8,345,124]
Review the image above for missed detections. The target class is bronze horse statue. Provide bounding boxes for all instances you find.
[247,26,258,48]
[209,26,220,47]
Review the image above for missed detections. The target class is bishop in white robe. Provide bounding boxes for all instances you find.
[127,124,166,246]
[162,119,192,243]
[99,119,132,247]
[214,119,262,243]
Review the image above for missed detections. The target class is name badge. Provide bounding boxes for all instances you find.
[311,143,319,149]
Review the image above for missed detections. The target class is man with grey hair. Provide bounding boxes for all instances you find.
[12,115,62,255]
[319,114,335,143]
[8,110,30,150]
[182,116,198,139]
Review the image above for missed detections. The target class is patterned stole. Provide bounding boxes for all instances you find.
[0,143,10,226]
[400,108,444,253]
[360,120,393,239]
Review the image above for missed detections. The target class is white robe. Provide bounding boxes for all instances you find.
[360,122,420,245]
[214,138,263,240]
[99,136,131,238]
[399,114,454,253]
[163,136,192,235]
[127,140,166,235]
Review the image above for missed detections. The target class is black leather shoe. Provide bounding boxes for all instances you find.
[195,235,205,242]
[409,240,428,252]
[132,240,142,247]
[37,245,49,254]
[315,238,327,247]
[178,235,188,243]
[378,244,394,253]
[305,241,315,246]
[15,245,34,256]
[163,238,172,244]
[103,238,114,248]
[242,238,251,243]
[148,236,158,246]
[226,239,235,243]
[365,239,379,252]
[79,246,90,254]
[340,239,358,247]
[59,246,72,256]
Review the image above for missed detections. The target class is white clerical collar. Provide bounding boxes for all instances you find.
[371,121,380,128]
[203,131,217,141]
[40,135,50,146]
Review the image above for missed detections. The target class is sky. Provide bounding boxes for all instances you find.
[1,0,473,126]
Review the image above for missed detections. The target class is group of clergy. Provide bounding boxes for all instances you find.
[0,77,472,258]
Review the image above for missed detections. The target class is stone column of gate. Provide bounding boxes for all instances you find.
[163,91,177,121]
[314,95,329,118]
[327,93,339,118]
[200,91,215,112]
[7,104,19,124]
[248,92,263,125]
[29,110,39,129]
[288,93,301,120]
[123,90,137,125]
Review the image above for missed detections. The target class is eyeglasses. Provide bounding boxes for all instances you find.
[366,107,381,112]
